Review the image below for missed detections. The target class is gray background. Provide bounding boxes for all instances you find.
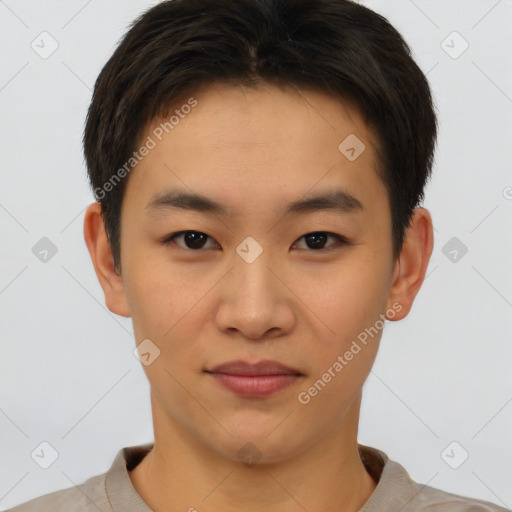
[1,0,511,509]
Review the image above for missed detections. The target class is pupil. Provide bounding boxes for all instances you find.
[307,233,327,249]
[185,232,206,249]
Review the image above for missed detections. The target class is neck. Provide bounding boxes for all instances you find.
[129,392,376,512]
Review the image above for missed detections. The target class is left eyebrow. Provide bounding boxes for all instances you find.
[145,188,364,218]
[283,189,364,216]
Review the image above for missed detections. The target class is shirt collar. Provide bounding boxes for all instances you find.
[104,442,411,512]
[105,443,154,512]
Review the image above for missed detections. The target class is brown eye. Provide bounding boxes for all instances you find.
[293,232,348,251]
[161,230,349,252]
[162,231,219,250]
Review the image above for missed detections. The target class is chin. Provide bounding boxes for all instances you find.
[205,425,304,466]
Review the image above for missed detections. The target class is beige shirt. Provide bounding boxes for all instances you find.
[5,443,509,511]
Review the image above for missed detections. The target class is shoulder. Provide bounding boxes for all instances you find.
[3,444,153,512]
[405,475,510,512]
[3,472,109,512]
[359,445,510,512]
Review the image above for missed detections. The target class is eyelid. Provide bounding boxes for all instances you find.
[161,230,219,250]
[292,232,351,252]
[161,230,351,251]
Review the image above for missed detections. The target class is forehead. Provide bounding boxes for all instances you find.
[160,81,375,149]
[124,82,386,220]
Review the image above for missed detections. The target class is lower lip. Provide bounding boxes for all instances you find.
[207,373,301,397]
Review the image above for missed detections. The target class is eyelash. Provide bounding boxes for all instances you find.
[160,230,351,252]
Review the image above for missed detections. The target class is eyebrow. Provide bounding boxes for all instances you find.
[145,188,364,218]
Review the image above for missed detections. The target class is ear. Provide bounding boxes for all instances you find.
[386,207,434,321]
[83,202,131,318]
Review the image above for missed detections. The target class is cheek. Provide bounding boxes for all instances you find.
[295,266,385,413]
[292,258,388,339]
[290,256,391,406]
[123,253,214,369]
[122,253,185,340]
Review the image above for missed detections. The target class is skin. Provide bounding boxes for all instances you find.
[84,82,433,512]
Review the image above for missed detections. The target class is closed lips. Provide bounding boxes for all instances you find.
[205,360,303,376]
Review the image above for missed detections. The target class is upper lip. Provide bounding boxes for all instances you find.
[206,359,303,376]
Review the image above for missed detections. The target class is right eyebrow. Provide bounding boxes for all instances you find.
[146,189,229,216]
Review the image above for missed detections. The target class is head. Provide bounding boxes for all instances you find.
[84,0,436,464]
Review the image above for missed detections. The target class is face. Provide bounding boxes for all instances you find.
[116,83,399,463]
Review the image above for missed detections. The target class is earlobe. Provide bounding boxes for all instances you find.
[83,202,131,318]
[386,208,434,321]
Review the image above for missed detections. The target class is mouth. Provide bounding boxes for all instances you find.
[204,359,304,397]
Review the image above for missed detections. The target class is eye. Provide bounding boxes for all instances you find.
[162,231,219,250]
[292,232,348,251]
[161,230,349,252]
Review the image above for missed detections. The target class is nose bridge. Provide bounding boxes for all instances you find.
[214,234,295,339]
[232,234,278,301]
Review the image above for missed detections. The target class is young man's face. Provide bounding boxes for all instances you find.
[87,82,429,464]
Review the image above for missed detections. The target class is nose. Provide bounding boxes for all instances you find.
[214,246,296,341]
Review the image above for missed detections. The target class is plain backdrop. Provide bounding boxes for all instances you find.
[1,0,511,509]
